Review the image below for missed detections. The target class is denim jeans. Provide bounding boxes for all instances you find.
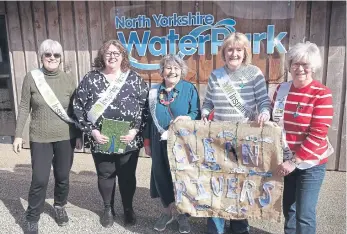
[283,163,326,234]
[207,217,249,234]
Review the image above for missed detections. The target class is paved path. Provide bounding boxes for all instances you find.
[0,144,345,234]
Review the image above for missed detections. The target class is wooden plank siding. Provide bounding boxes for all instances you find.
[32,1,47,67]
[87,1,103,64]
[74,1,90,82]
[180,1,198,84]
[45,1,60,42]
[101,1,116,41]
[18,1,37,148]
[325,1,346,170]
[1,1,346,170]
[130,1,149,81]
[5,1,28,146]
[146,1,163,86]
[196,1,213,101]
[251,1,271,80]
[309,1,330,84]
[59,1,78,82]
[287,1,307,81]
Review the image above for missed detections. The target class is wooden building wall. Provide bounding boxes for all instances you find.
[0,1,345,170]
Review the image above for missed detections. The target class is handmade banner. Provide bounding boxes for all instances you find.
[167,120,284,222]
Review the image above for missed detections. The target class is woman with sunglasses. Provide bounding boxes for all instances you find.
[73,39,149,228]
[13,39,82,234]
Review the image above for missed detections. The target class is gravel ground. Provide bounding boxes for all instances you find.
[0,144,345,234]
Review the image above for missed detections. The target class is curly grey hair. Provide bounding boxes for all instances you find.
[286,41,322,72]
[159,54,188,79]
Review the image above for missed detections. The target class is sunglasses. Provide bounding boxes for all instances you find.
[44,53,61,59]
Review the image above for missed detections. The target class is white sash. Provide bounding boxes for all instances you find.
[272,82,293,162]
[273,82,334,169]
[272,81,291,126]
[213,67,255,120]
[87,70,129,124]
[149,88,168,140]
[31,69,74,124]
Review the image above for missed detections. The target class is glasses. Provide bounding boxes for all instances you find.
[105,51,121,58]
[291,63,311,69]
[44,53,61,59]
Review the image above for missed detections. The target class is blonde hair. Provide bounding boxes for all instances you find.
[38,39,63,60]
[286,41,322,72]
[220,32,252,65]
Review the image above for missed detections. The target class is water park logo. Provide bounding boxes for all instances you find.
[115,12,287,70]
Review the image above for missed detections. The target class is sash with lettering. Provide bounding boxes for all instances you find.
[213,66,255,120]
[31,69,74,124]
[273,81,334,169]
[149,88,168,140]
[87,70,129,124]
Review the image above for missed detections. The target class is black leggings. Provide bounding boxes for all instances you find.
[26,139,75,222]
[92,150,139,210]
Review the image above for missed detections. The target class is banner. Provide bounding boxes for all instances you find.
[167,120,283,222]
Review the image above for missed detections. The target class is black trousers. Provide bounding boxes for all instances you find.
[26,139,75,222]
[92,150,139,211]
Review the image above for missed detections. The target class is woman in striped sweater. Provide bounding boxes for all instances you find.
[202,32,271,234]
[273,42,334,234]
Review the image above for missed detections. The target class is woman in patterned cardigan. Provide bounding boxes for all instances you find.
[73,40,149,228]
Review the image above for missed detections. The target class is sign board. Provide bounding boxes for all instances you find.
[115,12,288,70]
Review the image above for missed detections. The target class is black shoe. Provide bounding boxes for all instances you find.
[26,221,38,234]
[54,206,69,226]
[100,207,114,228]
[124,208,136,226]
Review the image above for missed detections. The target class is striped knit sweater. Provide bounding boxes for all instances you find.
[202,64,271,122]
[272,80,333,165]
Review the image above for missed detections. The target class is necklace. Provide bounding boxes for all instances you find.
[159,89,179,105]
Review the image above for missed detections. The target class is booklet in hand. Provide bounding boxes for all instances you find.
[97,118,130,154]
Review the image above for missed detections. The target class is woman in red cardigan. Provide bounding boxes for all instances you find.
[272,41,334,234]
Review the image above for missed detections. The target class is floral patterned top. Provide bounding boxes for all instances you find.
[73,69,149,153]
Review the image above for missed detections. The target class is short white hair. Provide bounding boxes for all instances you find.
[286,41,322,72]
[38,39,63,59]
[159,54,188,78]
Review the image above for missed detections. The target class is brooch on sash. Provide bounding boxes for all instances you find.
[293,102,303,118]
